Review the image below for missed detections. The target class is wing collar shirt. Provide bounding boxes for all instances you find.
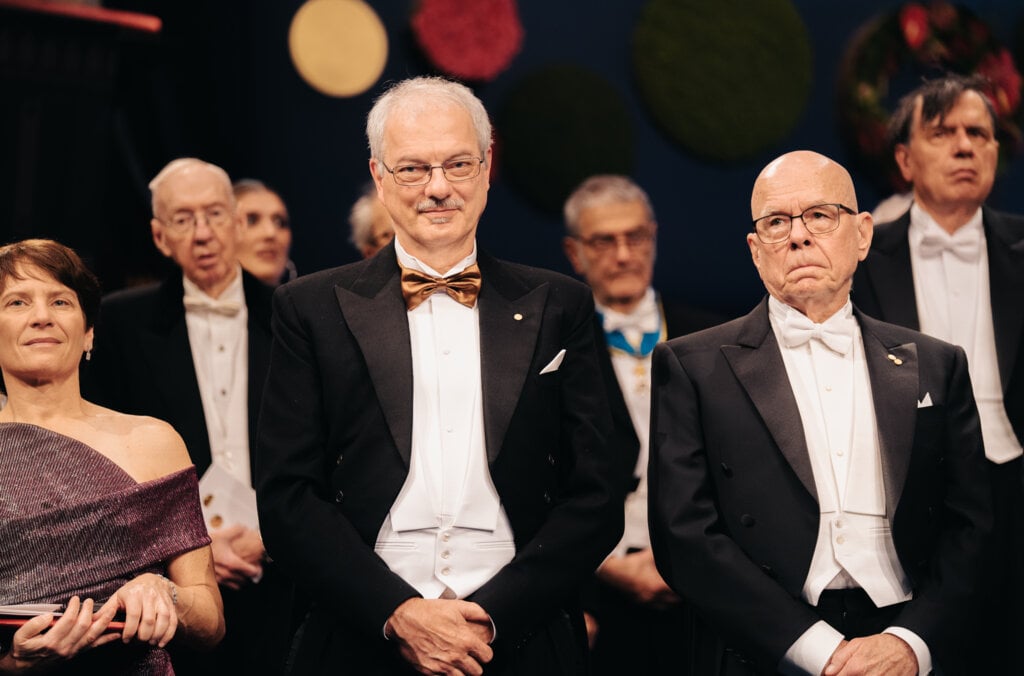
[183,267,251,488]
[374,237,515,603]
[597,287,663,554]
[909,203,1022,464]
[768,297,930,676]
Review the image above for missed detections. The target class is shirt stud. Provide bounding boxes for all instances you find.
[513,313,523,321]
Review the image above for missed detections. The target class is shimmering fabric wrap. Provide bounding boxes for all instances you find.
[0,423,212,675]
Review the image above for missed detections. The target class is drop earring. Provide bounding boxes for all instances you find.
[85,350,92,362]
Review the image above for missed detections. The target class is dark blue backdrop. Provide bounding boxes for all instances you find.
[97,0,1024,316]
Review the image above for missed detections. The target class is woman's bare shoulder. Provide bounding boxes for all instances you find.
[84,405,193,481]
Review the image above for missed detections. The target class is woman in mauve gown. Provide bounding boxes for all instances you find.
[0,239,225,675]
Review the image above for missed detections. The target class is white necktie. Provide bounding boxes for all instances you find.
[918,231,980,262]
[780,311,855,355]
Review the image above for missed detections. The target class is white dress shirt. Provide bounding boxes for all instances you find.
[183,268,251,488]
[597,287,663,554]
[768,298,930,676]
[908,203,1022,464]
[374,238,515,602]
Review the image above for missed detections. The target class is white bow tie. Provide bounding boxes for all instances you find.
[183,296,242,317]
[918,232,980,262]
[780,312,855,355]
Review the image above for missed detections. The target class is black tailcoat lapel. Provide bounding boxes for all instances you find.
[984,207,1024,391]
[477,251,548,463]
[722,299,816,499]
[336,249,414,466]
[858,311,919,520]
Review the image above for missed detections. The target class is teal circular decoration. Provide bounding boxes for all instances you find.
[497,65,633,215]
[632,0,812,162]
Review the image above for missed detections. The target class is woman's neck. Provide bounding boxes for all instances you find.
[0,375,86,426]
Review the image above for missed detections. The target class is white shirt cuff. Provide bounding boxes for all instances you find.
[884,626,931,675]
[780,620,844,676]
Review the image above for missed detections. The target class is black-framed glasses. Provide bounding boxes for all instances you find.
[380,157,485,186]
[579,227,656,254]
[752,203,856,244]
[160,205,234,234]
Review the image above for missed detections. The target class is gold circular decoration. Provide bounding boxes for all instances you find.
[289,0,388,98]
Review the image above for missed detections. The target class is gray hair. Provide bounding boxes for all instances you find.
[149,157,234,217]
[366,76,492,161]
[563,174,655,237]
[348,183,379,250]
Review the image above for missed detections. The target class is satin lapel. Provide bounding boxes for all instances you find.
[858,312,918,520]
[243,271,274,481]
[336,258,414,466]
[866,216,920,329]
[984,209,1024,392]
[721,300,816,499]
[148,276,210,471]
[478,258,547,463]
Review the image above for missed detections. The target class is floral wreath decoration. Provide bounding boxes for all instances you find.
[838,1,1023,192]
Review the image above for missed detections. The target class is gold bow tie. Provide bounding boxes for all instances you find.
[183,296,243,316]
[400,263,481,311]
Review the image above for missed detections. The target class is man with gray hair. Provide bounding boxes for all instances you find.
[256,76,625,675]
[82,157,287,675]
[562,174,720,675]
[349,182,395,258]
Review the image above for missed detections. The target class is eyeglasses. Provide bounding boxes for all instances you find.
[161,205,234,234]
[752,203,856,244]
[578,227,656,254]
[380,157,485,186]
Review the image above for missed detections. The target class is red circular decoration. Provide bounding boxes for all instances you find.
[411,0,524,82]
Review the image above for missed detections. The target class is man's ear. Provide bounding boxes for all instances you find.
[894,144,914,184]
[369,158,385,200]
[563,236,585,276]
[746,233,761,270]
[856,211,874,261]
[151,219,173,258]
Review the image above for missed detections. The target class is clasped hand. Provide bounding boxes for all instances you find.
[1,573,178,673]
[209,524,264,589]
[597,548,680,608]
[385,598,494,676]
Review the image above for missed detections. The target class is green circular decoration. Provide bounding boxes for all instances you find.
[632,0,812,162]
[498,64,633,215]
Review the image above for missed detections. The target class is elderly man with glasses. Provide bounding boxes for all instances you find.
[649,150,991,675]
[562,174,722,676]
[255,76,626,676]
[82,158,292,675]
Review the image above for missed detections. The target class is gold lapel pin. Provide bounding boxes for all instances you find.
[886,353,903,366]
[513,313,523,321]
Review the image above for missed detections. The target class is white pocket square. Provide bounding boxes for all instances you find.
[917,392,933,408]
[539,349,567,375]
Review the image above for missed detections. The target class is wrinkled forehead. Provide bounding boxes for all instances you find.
[157,166,234,213]
[752,158,855,216]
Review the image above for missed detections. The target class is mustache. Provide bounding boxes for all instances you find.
[416,198,464,212]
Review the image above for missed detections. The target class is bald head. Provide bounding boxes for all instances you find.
[751,151,858,219]
[746,150,872,323]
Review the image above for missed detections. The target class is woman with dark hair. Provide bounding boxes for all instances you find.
[0,239,224,674]
[233,180,296,285]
